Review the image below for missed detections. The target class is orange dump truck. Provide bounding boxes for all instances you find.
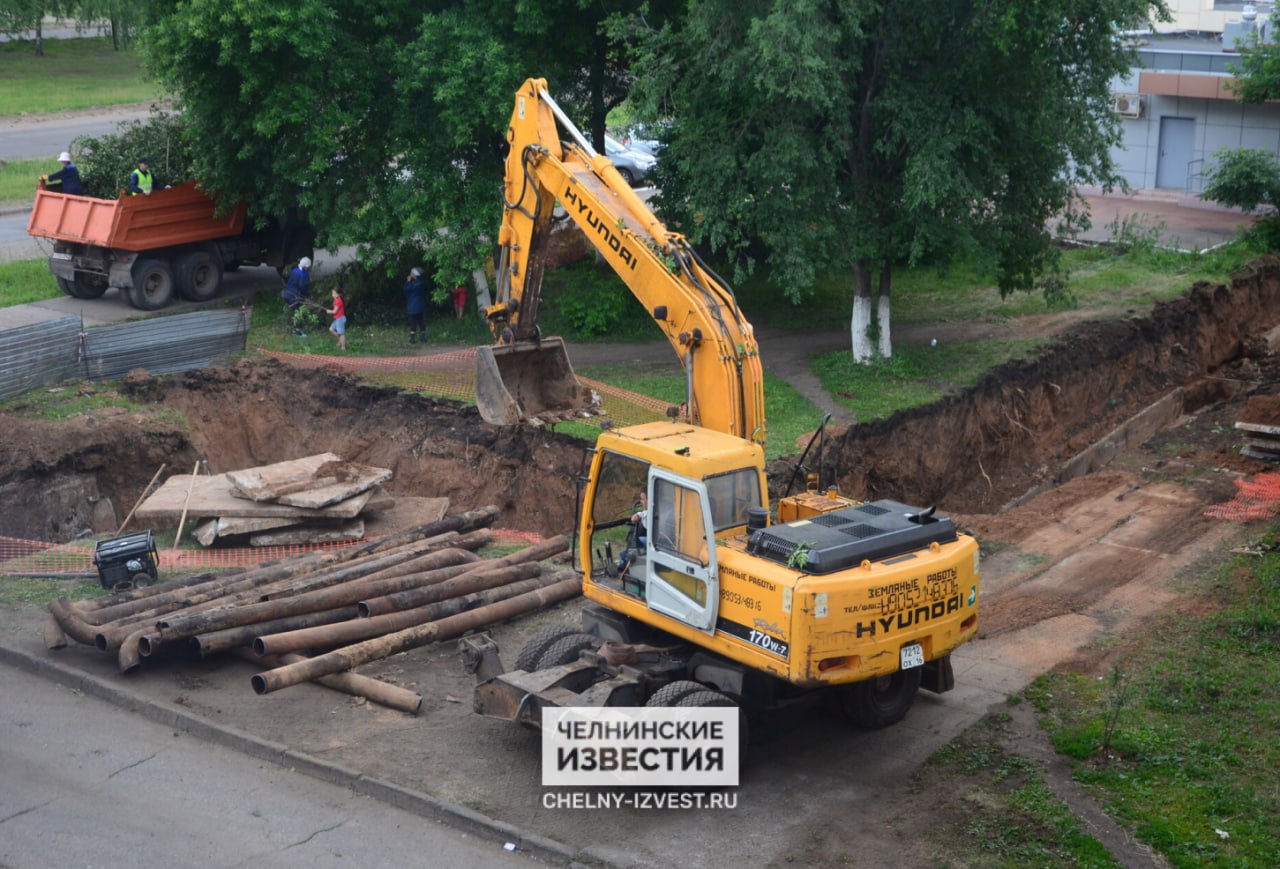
[27,181,314,310]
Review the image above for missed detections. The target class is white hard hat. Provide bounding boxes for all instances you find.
[299,256,312,269]
[58,151,72,162]
[410,266,423,277]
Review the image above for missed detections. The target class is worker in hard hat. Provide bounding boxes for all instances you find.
[404,266,427,344]
[40,151,84,195]
[283,256,313,335]
[127,157,168,196]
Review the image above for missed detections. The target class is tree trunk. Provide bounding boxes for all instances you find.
[877,264,893,359]
[34,19,43,56]
[851,260,874,363]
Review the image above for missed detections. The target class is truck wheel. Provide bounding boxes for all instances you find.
[56,277,77,297]
[839,668,922,730]
[72,274,108,299]
[534,633,599,670]
[130,259,175,310]
[513,626,586,672]
[645,680,709,707]
[176,250,223,302]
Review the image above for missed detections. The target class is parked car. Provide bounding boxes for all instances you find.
[604,135,656,186]
[620,122,667,157]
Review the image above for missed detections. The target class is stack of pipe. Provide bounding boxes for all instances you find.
[45,507,579,713]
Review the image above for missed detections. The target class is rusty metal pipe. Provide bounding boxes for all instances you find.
[195,606,359,657]
[233,650,423,714]
[358,562,542,617]
[256,567,550,657]
[89,507,499,623]
[251,576,581,695]
[157,549,481,640]
[42,615,68,650]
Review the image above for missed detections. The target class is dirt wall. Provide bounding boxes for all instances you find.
[775,256,1280,513]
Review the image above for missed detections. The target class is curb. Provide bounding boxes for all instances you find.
[0,643,586,867]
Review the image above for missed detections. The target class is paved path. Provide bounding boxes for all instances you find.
[0,104,155,162]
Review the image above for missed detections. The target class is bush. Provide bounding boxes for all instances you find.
[554,260,643,338]
[70,111,195,199]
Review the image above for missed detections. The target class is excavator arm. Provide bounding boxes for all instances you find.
[477,77,767,445]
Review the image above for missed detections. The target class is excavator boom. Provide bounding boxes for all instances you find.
[477,78,766,445]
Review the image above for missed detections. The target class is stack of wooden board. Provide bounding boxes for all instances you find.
[1237,394,1280,462]
[134,453,419,546]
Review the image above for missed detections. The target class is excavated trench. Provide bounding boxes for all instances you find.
[3,256,1280,544]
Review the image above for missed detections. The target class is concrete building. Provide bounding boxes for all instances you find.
[1112,1,1280,192]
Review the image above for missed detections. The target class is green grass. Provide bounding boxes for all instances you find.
[0,157,46,204]
[0,380,187,429]
[0,37,160,116]
[0,258,62,306]
[920,713,1120,867]
[812,338,1044,422]
[0,576,104,608]
[1022,538,1280,867]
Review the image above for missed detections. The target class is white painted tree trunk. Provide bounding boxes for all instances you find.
[877,293,892,359]
[851,295,874,363]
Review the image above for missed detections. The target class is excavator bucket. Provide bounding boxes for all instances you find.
[475,337,602,425]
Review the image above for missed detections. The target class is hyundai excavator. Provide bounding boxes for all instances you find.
[463,78,980,736]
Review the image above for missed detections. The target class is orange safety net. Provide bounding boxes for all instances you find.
[0,528,546,577]
[1204,472,1280,521]
[262,347,674,429]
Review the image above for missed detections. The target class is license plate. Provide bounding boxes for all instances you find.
[900,643,925,670]
[51,252,72,260]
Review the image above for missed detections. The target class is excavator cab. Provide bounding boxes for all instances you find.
[475,337,601,425]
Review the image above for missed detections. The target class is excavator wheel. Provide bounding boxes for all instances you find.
[644,680,709,708]
[512,625,586,672]
[534,633,600,670]
[674,688,749,761]
[839,667,922,730]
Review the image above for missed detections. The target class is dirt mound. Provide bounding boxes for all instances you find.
[776,256,1280,513]
[0,359,585,541]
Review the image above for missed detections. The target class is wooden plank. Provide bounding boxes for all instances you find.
[1236,421,1280,436]
[250,520,365,547]
[225,453,344,502]
[135,473,376,523]
[275,465,394,509]
[1242,446,1280,462]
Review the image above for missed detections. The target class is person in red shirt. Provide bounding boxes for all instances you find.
[452,283,467,319]
[326,288,347,351]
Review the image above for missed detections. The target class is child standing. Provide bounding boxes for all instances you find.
[326,288,347,351]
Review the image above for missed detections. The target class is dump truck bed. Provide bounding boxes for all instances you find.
[27,181,246,251]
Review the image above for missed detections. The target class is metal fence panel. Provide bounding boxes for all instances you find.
[82,308,249,380]
[0,317,82,401]
[0,308,250,400]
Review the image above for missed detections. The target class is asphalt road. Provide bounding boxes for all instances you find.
[1,106,154,162]
[0,664,535,868]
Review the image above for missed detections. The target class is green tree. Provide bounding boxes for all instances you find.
[628,0,1166,362]
[141,0,665,295]
[71,0,148,49]
[0,0,70,54]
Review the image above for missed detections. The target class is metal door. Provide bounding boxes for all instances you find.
[644,471,719,631]
[1156,117,1195,189]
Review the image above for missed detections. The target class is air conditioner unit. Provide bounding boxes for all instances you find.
[1112,93,1142,119]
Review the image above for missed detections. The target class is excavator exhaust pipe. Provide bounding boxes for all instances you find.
[475,338,602,425]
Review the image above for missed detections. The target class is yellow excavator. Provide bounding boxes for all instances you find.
[464,78,979,734]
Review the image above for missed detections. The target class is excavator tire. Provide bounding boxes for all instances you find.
[645,680,709,708]
[534,633,600,670]
[513,625,584,672]
[839,667,922,729]
[674,688,749,761]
